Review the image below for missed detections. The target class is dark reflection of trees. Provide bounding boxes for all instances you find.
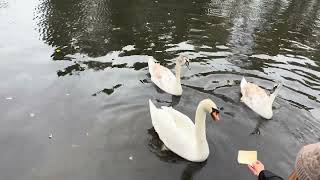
[36,0,216,60]
[253,0,320,59]
[37,0,229,77]
[36,0,320,75]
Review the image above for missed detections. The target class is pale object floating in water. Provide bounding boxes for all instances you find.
[237,150,257,165]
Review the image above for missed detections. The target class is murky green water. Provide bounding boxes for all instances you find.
[0,0,319,179]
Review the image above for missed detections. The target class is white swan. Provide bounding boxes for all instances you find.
[148,55,190,96]
[149,99,220,162]
[240,77,282,119]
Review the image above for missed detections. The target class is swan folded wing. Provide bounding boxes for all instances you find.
[157,67,176,85]
[240,77,248,89]
[151,67,178,93]
[242,83,269,99]
[244,95,268,110]
[161,106,194,131]
[152,108,194,155]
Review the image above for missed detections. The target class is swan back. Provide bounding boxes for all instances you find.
[149,100,198,160]
[148,57,183,95]
[240,77,276,119]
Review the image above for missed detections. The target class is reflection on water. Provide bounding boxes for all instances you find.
[148,127,207,180]
[180,161,207,180]
[0,0,320,179]
[148,127,184,163]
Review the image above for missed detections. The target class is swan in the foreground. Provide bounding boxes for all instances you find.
[149,99,220,162]
[240,77,282,119]
[148,55,190,96]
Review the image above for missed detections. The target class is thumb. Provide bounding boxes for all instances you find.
[248,164,256,174]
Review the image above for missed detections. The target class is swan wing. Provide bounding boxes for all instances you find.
[241,81,269,102]
[149,100,195,159]
[161,106,195,131]
[241,81,273,118]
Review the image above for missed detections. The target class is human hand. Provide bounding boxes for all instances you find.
[248,160,265,176]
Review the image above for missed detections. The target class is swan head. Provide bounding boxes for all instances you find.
[177,55,190,70]
[200,99,220,121]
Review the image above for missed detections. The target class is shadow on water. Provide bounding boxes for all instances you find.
[148,128,207,180]
[147,127,184,163]
[92,84,122,96]
[180,161,207,180]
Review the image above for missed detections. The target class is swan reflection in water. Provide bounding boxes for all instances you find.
[147,128,207,180]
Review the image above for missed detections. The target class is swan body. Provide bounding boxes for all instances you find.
[240,77,282,119]
[149,99,220,162]
[148,55,189,96]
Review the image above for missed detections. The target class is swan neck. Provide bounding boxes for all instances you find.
[195,104,207,142]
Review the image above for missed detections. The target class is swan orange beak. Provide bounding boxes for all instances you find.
[211,111,220,121]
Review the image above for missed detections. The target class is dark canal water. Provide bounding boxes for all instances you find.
[0,0,320,179]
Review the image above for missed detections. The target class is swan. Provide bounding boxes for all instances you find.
[148,55,190,96]
[240,77,282,119]
[149,99,220,162]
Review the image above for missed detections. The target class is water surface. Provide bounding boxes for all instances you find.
[0,0,320,179]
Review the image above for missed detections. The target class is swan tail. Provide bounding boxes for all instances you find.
[149,99,158,111]
[240,77,247,89]
[270,82,282,103]
[148,57,155,73]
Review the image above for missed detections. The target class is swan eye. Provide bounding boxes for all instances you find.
[212,108,220,114]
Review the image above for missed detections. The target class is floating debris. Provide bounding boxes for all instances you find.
[129,155,133,160]
[48,133,53,139]
[66,93,70,96]
[92,84,122,96]
[29,113,35,117]
[5,97,13,100]
[55,49,61,53]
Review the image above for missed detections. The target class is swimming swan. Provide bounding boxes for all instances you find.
[240,77,282,119]
[149,99,220,162]
[148,55,190,96]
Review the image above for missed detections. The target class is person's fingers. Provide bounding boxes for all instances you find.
[256,160,261,164]
[251,163,257,170]
[248,165,257,174]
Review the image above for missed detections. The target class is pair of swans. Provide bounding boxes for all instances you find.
[148,55,281,162]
